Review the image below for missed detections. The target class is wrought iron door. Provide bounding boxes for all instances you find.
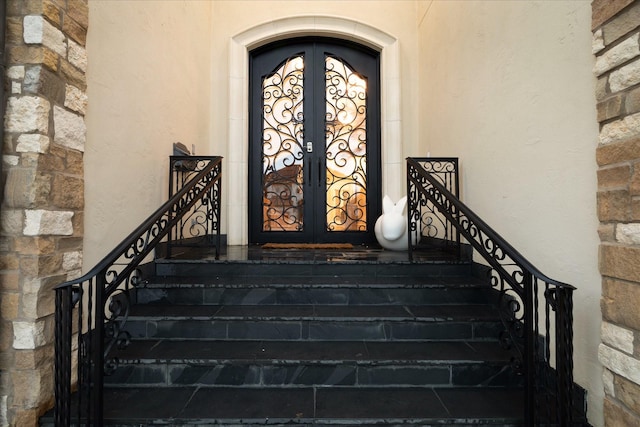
[249,38,381,244]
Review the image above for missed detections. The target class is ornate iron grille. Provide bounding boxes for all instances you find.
[325,56,368,232]
[407,157,575,426]
[168,156,222,258]
[407,158,460,259]
[54,157,222,426]
[261,55,305,232]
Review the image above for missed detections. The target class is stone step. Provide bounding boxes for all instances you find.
[125,304,503,341]
[136,275,496,306]
[153,258,475,278]
[106,340,521,389]
[129,303,501,320]
[42,386,525,426]
[143,274,487,286]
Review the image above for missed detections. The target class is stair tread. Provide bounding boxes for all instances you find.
[129,304,500,320]
[112,339,512,363]
[143,274,488,287]
[90,386,524,423]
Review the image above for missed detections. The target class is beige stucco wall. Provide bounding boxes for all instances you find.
[84,1,213,267]
[418,1,602,424]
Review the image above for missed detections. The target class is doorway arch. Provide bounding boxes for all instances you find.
[227,16,401,245]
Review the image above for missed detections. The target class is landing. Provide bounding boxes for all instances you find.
[160,243,464,264]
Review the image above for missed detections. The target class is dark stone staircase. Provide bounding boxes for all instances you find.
[63,249,527,426]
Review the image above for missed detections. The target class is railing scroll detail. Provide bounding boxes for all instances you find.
[406,158,461,260]
[168,156,223,258]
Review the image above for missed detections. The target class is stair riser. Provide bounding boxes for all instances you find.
[155,262,473,278]
[136,287,494,306]
[125,319,503,341]
[41,422,526,427]
[105,362,521,388]
[41,423,526,427]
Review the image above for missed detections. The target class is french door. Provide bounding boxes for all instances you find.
[249,38,381,244]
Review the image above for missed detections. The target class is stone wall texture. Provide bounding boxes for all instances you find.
[593,0,640,425]
[0,0,87,425]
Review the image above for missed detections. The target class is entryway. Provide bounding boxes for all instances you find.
[248,38,381,245]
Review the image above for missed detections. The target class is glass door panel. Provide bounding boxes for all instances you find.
[325,56,368,232]
[261,56,305,232]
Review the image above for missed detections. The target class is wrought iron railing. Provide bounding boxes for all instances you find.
[406,158,461,260]
[167,156,222,258]
[54,156,222,426]
[407,157,575,426]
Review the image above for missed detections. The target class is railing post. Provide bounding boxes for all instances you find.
[406,161,415,262]
[215,162,222,259]
[92,273,106,425]
[555,287,574,426]
[523,271,535,427]
[54,287,72,427]
[167,157,176,258]
[452,158,462,260]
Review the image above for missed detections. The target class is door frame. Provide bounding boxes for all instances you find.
[226,16,402,245]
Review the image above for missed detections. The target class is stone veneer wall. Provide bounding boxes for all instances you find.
[592,0,640,425]
[0,0,87,425]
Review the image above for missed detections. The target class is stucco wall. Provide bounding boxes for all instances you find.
[418,1,602,424]
[84,1,213,268]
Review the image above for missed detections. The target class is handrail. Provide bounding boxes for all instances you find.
[407,158,575,292]
[55,157,222,291]
[407,157,575,426]
[54,156,222,426]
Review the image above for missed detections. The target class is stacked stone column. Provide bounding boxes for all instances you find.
[592,0,640,424]
[0,0,87,425]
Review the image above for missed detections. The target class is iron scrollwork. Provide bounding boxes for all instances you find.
[325,56,368,232]
[491,269,526,373]
[168,157,223,257]
[261,55,305,232]
[407,158,460,256]
[102,268,143,375]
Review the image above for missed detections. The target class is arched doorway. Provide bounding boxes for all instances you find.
[227,17,400,245]
[249,38,381,244]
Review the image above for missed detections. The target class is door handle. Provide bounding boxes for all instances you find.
[308,161,312,187]
[306,141,313,153]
